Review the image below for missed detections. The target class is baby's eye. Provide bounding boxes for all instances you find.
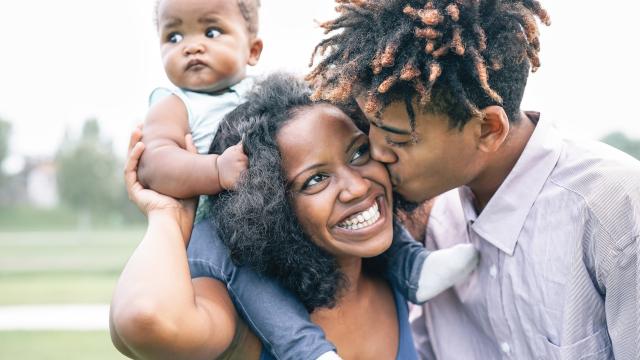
[206,28,221,38]
[167,32,183,43]
[302,174,328,190]
[350,142,370,164]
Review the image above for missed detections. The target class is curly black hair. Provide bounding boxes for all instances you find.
[203,73,347,311]
[308,0,550,130]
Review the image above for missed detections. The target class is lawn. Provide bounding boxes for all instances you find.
[0,331,128,360]
[0,229,143,305]
[0,229,143,359]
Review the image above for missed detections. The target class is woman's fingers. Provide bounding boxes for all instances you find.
[128,124,143,153]
[125,141,145,202]
[184,133,197,154]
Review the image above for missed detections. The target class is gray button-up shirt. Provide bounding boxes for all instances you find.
[410,114,640,359]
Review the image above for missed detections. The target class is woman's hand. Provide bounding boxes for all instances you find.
[125,126,197,239]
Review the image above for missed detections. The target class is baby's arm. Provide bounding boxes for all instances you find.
[138,95,245,198]
[385,219,479,304]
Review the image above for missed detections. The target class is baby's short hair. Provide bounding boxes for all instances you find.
[154,0,260,35]
[238,0,260,36]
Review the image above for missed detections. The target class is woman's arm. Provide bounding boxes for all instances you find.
[109,129,239,359]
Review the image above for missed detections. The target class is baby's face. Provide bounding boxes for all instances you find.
[157,0,261,92]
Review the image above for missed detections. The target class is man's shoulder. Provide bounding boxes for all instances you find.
[551,137,640,198]
[551,137,640,240]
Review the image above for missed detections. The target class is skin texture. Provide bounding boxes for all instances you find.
[357,97,534,211]
[137,0,262,198]
[112,105,401,359]
[281,104,394,261]
[157,0,263,92]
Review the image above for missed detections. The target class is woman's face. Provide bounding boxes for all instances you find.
[278,104,394,260]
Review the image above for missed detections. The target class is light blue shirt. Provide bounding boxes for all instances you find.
[149,78,254,154]
[410,113,640,359]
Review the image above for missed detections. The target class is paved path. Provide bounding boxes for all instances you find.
[0,304,109,331]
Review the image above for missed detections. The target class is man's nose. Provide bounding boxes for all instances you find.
[183,41,205,56]
[338,168,370,203]
[369,127,398,164]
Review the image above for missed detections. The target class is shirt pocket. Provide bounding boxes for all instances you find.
[536,327,612,360]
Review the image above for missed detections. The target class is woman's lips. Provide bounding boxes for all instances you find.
[332,195,389,238]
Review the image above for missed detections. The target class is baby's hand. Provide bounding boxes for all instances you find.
[216,141,248,190]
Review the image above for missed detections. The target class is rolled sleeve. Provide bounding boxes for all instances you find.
[604,234,639,358]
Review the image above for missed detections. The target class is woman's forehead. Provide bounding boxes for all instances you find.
[277,105,361,174]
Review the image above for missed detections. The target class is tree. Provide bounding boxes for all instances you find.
[601,132,640,160]
[0,118,10,171]
[56,118,120,226]
[0,118,10,185]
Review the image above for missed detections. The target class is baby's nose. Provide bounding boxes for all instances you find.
[183,42,205,55]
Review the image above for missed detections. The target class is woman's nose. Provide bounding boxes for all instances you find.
[338,168,370,203]
[369,127,398,164]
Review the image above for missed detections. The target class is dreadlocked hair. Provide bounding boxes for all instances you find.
[308,0,550,129]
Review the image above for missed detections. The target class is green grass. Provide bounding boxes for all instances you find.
[0,331,128,360]
[0,229,143,305]
[0,229,145,359]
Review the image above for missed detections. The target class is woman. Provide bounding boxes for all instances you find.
[110,74,463,359]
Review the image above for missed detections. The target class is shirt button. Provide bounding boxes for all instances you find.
[489,265,498,278]
[500,342,511,354]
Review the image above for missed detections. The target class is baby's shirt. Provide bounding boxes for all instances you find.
[149,77,254,154]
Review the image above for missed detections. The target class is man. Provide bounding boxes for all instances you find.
[309,0,640,358]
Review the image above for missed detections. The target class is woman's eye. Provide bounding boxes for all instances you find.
[206,28,221,38]
[302,174,328,190]
[351,143,370,164]
[384,135,411,148]
[167,32,183,43]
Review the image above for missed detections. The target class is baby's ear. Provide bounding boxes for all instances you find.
[247,38,263,66]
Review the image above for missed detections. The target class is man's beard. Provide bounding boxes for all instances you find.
[393,192,421,213]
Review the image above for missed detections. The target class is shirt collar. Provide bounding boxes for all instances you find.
[458,112,563,256]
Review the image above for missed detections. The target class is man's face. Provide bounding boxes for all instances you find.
[357,98,485,204]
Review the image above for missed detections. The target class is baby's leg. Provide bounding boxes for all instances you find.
[384,220,478,304]
[188,219,341,360]
[415,244,478,303]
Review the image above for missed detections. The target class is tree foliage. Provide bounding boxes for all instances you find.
[56,118,121,221]
[601,131,640,160]
[0,118,10,169]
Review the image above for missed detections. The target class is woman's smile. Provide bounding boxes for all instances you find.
[279,103,394,259]
[332,194,389,240]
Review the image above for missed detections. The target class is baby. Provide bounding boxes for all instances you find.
[139,0,263,195]
[136,1,478,359]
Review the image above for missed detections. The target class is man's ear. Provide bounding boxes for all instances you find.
[247,38,263,66]
[476,106,509,153]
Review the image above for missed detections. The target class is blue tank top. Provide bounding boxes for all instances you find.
[259,288,418,360]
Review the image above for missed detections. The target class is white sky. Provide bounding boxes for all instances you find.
[1,0,639,169]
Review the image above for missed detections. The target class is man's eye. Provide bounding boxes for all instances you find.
[167,32,183,43]
[384,135,411,148]
[351,143,370,164]
[206,28,221,38]
[302,174,328,190]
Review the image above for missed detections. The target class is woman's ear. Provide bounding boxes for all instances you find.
[476,106,509,153]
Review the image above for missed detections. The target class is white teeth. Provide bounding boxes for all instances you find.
[337,201,382,230]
